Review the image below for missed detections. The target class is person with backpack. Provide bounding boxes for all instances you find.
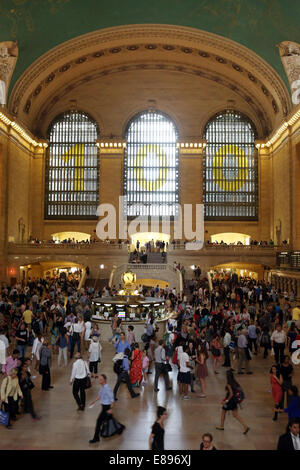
[113,347,139,400]
[260,327,271,358]
[216,370,250,434]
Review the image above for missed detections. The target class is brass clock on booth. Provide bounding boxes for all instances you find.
[121,271,136,286]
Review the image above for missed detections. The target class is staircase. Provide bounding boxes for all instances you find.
[129,251,167,263]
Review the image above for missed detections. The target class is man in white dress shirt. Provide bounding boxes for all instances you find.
[271,324,286,364]
[70,352,89,410]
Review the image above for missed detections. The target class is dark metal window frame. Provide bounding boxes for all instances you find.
[203,110,258,221]
[123,110,179,220]
[45,110,100,220]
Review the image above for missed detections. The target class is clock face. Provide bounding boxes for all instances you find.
[122,271,136,285]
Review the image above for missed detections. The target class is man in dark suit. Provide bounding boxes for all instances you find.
[277,419,300,450]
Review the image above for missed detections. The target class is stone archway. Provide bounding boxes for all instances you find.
[9,25,290,138]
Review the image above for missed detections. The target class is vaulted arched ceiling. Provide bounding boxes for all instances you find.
[8,25,291,138]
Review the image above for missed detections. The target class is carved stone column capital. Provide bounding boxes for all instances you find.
[278,41,300,106]
[0,41,18,106]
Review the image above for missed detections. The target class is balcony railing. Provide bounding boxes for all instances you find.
[169,243,287,251]
[8,241,129,251]
[7,242,284,257]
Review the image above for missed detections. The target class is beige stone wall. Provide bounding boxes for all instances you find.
[0,131,9,280]
[291,132,300,249]
[1,104,300,283]
[271,138,292,245]
[6,138,32,243]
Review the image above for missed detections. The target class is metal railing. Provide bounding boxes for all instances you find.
[8,242,129,251]
[127,263,167,270]
[169,243,287,251]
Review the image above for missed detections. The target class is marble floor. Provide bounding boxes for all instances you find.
[1,343,298,450]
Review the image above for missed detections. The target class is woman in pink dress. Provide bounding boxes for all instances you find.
[270,365,283,421]
[130,343,143,387]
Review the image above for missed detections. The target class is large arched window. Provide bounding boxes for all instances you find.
[124,111,179,217]
[203,110,258,220]
[45,111,99,219]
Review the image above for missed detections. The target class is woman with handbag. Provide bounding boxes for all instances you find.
[216,370,249,434]
[0,368,23,428]
[18,359,40,421]
[210,334,222,374]
[89,374,125,444]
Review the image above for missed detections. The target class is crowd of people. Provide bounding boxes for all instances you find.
[205,239,288,247]
[0,273,300,450]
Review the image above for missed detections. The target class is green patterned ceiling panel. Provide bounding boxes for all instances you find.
[1,0,299,92]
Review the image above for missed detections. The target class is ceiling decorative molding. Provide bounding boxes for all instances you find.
[22,43,281,117]
[8,25,291,133]
[34,61,272,137]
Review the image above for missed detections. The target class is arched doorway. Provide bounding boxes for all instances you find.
[210,233,251,245]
